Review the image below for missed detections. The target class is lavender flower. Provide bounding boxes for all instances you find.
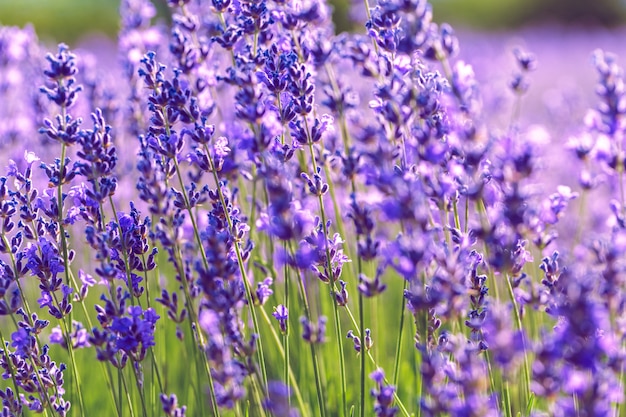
[5,0,626,415]
[263,381,300,417]
[255,277,273,306]
[273,304,289,333]
[300,316,327,344]
[161,393,187,417]
[370,368,398,417]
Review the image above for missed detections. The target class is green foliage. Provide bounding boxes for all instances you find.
[1,0,625,43]
[0,0,120,41]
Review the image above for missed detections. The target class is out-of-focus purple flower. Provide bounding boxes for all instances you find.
[263,381,300,417]
[255,277,273,306]
[49,321,91,350]
[161,393,187,417]
[300,315,327,344]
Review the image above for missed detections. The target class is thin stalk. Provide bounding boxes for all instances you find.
[305,123,347,417]
[464,197,469,234]
[309,343,326,417]
[171,246,220,417]
[483,349,501,416]
[153,89,219,409]
[258,307,309,416]
[316,275,411,417]
[131,362,149,417]
[119,366,137,417]
[49,291,86,415]
[330,298,347,417]
[294,268,327,417]
[503,380,512,417]
[0,330,22,404]
[26,355,55,417]
[40,212,119,416]
[106,363,123,417]
[250,373,268,417]
[358,257,366,417]
[573,188,588,248]
[201,142,269,397]
[140,253,165,396]
[283,243,291,409]
[118,368,124,417]
[415,323,421,417]
[504,273,532,409]
[391,280,407,387]
[361,0,378,54]
[54,140,86,415]
[56,138,71,291]
[452,198,462,230]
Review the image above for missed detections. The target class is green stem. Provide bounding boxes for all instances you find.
[171,246,219,417]
[283,243,291,409]
[131,362,149,417]
[294,267,327,417]
[0,330,22,406]
[258,307,309,416]
[201,143,270,400]
[305,123,347,417]
[106,363,123,417]
[503,380,512,417]
[164,144,219,415]
[504,273,532,409]
[50,291,86,415]
[139,252,166,397]
[119,366,136,417]
[392,280,407,387]
[54,140,86,415]
[358,258,366,417]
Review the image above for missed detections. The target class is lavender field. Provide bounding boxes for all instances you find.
[1,0,626,416]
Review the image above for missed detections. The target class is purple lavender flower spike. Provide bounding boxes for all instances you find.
[49,321,91,350]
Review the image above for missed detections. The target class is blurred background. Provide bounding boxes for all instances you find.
[1,0,626,42]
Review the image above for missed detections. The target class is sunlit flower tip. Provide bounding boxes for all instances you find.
[214,136,231,158]
[24,151,40,165]
[78,269,96,287]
